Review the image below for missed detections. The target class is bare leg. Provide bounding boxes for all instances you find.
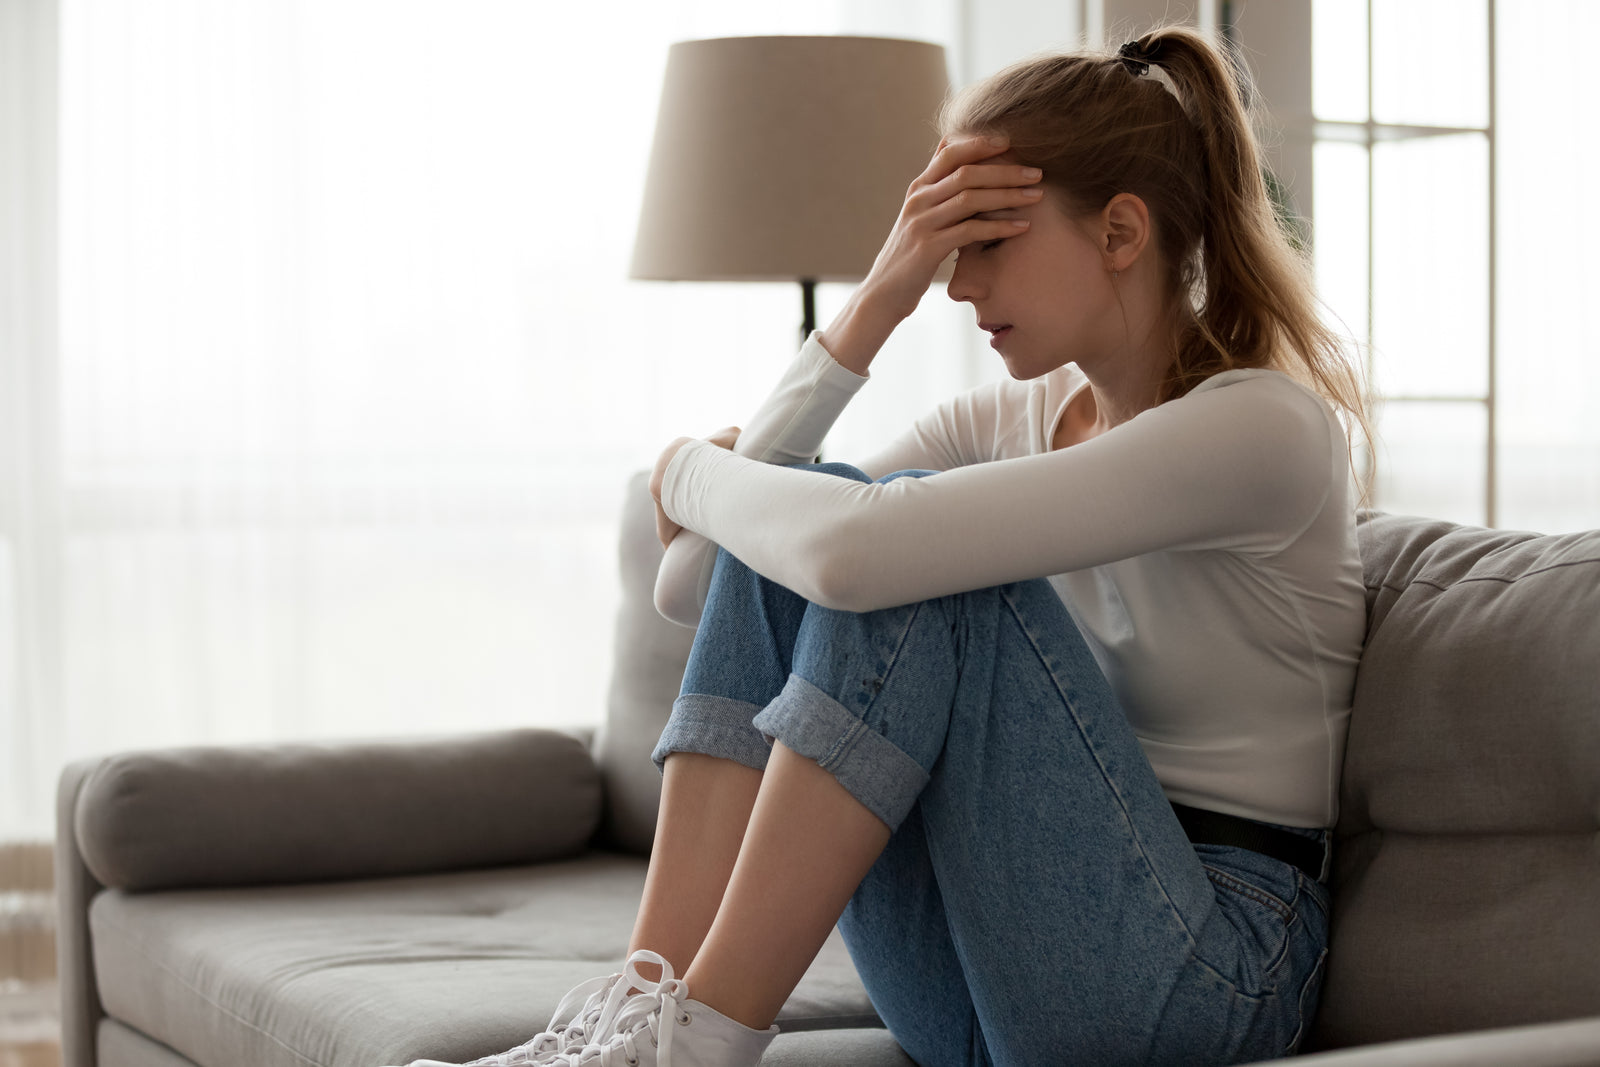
[683,741,891,1030]
[627,752,764,983]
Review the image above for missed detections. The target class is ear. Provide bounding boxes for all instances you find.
[1098,193,1151,273]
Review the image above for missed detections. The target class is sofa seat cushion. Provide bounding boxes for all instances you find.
[1317,515,1600,1048]
[89,851,882,1067]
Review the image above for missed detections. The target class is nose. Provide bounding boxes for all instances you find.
[946,250,982,304]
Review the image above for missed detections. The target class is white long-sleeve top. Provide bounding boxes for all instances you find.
[657,333,1366,828]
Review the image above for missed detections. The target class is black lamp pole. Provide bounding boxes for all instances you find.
[799,278,817,347]
[799,278,822,461]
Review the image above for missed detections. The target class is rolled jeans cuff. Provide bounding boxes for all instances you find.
[752,675,930,832]
[652,694,774,773]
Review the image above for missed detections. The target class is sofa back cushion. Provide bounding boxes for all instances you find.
[594,472,696,854]
[1313,513,1600,1048]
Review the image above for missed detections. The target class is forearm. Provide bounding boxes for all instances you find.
[659,374,1340,613]
[816,281,909,378]
[659,443,1057,611]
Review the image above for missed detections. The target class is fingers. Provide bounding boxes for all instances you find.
[919,134,1014,188]
[650,445,684,549]
[904,136,1042,248]
[892,181,1035,264]
[912,183,1043,231]
[654,501,681,549]
[917,136,1040,195]
[704,425,741,451]
[924,162,1043,199]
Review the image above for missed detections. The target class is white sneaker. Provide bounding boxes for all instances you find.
[402,967,633,1067]
[548,949,778,1067]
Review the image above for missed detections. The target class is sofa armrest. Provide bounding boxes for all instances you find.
[56,759,107,1067]
[69,728,602,893]
[1245,1015,1600,1066]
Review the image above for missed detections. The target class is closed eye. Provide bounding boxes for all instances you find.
[956,236,1007,262]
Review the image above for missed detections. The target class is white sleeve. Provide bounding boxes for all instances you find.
[652,337,1023,626]
[652,333,868,626]
[661,373,1339,613]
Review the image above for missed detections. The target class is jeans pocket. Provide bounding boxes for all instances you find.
[1197,854,1297,993]
[1186,847,1331,1058]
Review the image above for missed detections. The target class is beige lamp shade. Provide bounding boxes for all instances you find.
[630,36,951,284]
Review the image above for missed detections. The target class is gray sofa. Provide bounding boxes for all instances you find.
[55,474,1600,1067]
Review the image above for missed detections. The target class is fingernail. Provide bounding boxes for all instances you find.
[1010,219,1030,228]
[1022,187,1044,198]
[1021,167,1043,180]
[987,135,1008,146]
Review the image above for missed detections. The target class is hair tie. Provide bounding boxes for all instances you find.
[1118,37,1170,78]
[1117,37,1186,110]
[1117,41,1152,77]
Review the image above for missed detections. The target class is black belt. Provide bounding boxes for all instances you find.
[1172,803,1326,883]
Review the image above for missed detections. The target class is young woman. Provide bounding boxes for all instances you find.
[418,24,1369,1067]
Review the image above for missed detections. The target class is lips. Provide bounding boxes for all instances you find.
[979,321,1013,347]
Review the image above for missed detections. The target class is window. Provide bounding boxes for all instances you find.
[1312,0,1600,532]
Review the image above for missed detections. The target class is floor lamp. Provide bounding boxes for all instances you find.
[629,35,951,348]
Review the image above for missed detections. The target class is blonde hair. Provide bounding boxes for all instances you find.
[940,26,1372,460]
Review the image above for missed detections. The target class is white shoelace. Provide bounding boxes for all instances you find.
[464,971,626,1066]
[552,950,689,1067]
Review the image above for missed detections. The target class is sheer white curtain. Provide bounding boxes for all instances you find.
[1,0,1000,840]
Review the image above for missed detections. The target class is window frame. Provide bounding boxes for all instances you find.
[1309,0,1499,525]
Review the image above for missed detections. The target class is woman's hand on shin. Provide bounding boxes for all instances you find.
[650,426,741,548]
[821,135,1042,374]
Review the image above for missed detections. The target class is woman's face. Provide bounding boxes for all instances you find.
[945,186,1120,381]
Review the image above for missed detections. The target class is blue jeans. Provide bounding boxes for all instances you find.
[651,463,1330,1067]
